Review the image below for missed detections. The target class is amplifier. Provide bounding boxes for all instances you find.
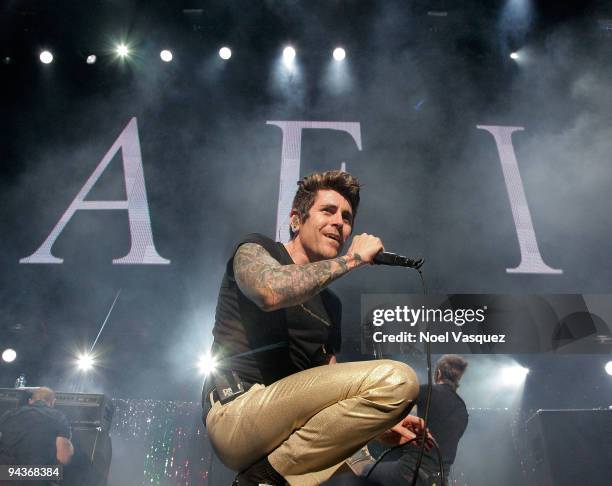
[63,427,112,486]
[54,392,115,431]
[525,408,612,486]
[0,388,30,412]
[0,389,115,431]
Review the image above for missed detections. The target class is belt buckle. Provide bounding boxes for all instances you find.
[216,370,246,404]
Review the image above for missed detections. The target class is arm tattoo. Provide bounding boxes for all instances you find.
[234,243,358,311]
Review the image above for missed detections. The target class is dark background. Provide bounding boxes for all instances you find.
[0,0,610,450]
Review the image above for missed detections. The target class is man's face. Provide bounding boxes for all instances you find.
[295,189,354,261]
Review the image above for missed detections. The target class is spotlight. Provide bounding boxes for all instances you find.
[116,44,129,57]
[219,46,232,60]
[86,54,97,64]
[39,50,53,64]
[283,46,296,65]
[510,52,519,60]
[2,348,16,363]
[605,361,612,376]
[160,49,173,62]
[76,353,94,372]
[500,365,529,385]
[197,353,217,376]
[333,47,346,61]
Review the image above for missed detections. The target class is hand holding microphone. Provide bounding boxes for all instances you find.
[345,233,424,269]
[373,251,424,269]
[345,233,385,267]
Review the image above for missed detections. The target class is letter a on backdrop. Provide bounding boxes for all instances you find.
[20,118,170,264]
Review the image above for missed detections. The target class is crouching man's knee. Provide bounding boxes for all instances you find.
[370,360,419,415]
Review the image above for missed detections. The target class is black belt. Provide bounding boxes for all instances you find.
[201,343,287,423]
[201,375,255,424]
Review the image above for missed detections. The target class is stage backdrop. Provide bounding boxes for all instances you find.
[1,1,611,403]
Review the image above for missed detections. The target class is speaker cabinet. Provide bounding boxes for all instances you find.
[525,409,612,486]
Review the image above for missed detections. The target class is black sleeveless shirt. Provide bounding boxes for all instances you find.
[211,234,342,385]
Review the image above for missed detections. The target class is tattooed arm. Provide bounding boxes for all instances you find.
[233,243,363,311]
[233,233,384,311]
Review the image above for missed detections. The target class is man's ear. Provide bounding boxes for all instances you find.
[290,212,300,232]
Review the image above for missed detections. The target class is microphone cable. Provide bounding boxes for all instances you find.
[411,268,445,486]
[366,266,446,486]
[365,435,444,482]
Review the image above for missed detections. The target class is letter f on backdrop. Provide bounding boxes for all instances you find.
[20,118,170,264]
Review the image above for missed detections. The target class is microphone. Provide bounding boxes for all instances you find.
[373,251,424,269]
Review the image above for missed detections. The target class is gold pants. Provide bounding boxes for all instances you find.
[206,359,419,485]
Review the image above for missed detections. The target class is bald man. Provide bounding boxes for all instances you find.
[0,387,74,467]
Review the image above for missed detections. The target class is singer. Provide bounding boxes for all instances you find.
[203,170,422,486]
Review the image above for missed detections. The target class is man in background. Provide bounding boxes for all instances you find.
[367,355,469,485]
[0,386,74,472]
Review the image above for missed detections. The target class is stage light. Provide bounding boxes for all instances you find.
[510,52,519,60]
[160,49,173,62]
[2,349,16,363]
[333,47,346,61]
[283,46,296,65]
[76,353,94,372]
[39,50,53,64]
[116,44,129,57]
[219,47,232,60]
[198,352,217,375]
[324,46,352,95]
[605,361,612,376]
[500,365,529,385]
[86,54,97,64]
